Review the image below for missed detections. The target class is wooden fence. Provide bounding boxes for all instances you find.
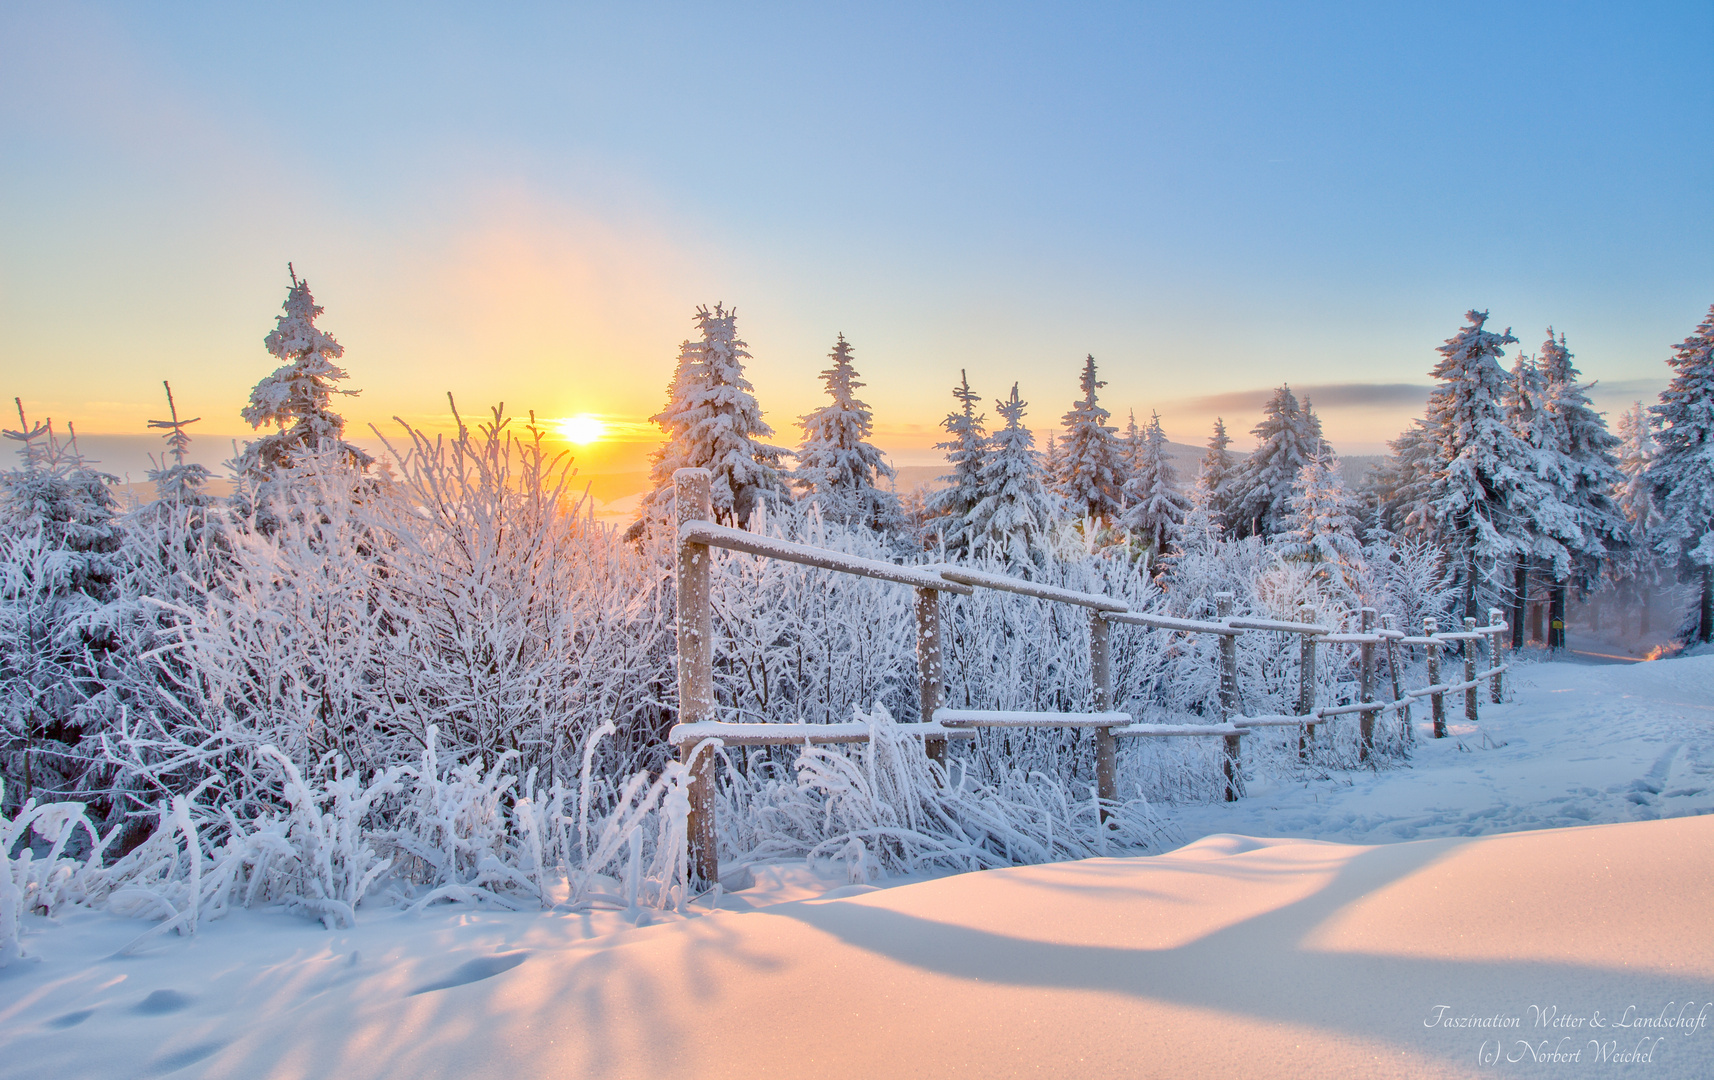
[665,468,1510,886]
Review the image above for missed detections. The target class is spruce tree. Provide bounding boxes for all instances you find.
[638,303,789,528]
[1229,385,1325,538]
[795,334,900,531]
[1277,450,1365,603]
[1614,401,1663,634]
[1372,418,1437,537]
[1195,417,1237,530]
[967,383,1056,565]
[1055,354,1125,525]
[239,267,370,477]
[1122,411,1144,489]
[0,404,124,803]
[1418,310,1543,618]
[927,370,989,554]
[1121,412,1189,569]
[146,381,212,505]
[1535,329,1628,646]
[1647,304,1714,643]
[1501,348,1551,640]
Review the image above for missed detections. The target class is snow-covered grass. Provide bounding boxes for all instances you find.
[3,654,1712,1079]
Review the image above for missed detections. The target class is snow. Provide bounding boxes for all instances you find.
[8,655,1710,1078]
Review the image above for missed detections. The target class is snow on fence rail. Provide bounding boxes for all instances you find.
[664,468,1512,887]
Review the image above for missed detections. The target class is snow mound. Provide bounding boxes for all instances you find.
[5,814,1712,1079]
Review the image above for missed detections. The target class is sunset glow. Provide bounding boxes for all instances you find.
[555,414,607,445]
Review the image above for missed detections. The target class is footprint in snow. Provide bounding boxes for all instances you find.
[146,1040,227,1075]
[408,952,530,996]
[132,989,194,1015]
[47,1008,95,1028]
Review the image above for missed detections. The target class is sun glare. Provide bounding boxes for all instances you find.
[556,414,606,445]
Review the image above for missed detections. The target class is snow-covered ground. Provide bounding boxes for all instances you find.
[4,656,1712,1079]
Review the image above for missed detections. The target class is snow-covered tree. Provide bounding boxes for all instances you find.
[1536,330,1628,585]
[1054,355,1125,525]
[144,381,212,506]
[1648,304,1714,643]
[1120,412,1188,569]
[1228,385,1327,538]
[927,371,989,554]
[637,303,789,528]
[0,404,125,806]
[1194,417,1238,530]
[1614,402,1661,569]
[1501,344,1570,642]
[1121,411,1143,481]
[1612,401,1663,633]
[1416,310,1544,618]
[967,384,1056,565]
[1367,418,1437,537]
[1276,450,1364,603]
[1533,330,1628,646]
[238,268,370,477]
[794,334,900,531]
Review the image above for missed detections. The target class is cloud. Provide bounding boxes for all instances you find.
[1168,382,1432,414]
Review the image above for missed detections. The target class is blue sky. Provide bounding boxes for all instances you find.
[2,1,1709,474]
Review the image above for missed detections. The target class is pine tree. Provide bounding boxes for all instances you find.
[927,370,989,554]
[1229,385,1325,538]
[1647,304,1714,643]
[1277,449,1365,603]
[1370,418,1437,536]
[1194,417,1237,530]
[0,403,124,803]
[967,384,1056,565]
[1614,401,1663,633]
[1121,412,1189,569]
[1055,354,1125,525]
[1122,411,1144,485]
[1614,402,1661,562]
[1535,329,1628,646]
[637,303,789,528]
[1502,344,1567,644]
[1418,310,1545,618]
[794,334,900,531]
[145,381,212,505]
[239,267,370,477]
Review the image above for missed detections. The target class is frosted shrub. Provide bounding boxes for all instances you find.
[2,781,116,965]
[391,726,557,912]
[715,706,1168,876]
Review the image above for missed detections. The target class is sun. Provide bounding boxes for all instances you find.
[555,414,606,445]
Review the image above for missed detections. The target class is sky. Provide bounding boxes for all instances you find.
[2,2,1710,484]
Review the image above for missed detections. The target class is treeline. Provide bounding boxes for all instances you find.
[634,303,1713,643]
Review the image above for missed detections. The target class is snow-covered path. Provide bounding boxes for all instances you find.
[1172,652,1714,846]
[3,656,1712,1080]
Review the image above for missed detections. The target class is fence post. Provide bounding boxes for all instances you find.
[1426,617,1446,738]
[1297,603,1317,759]
[1358,607,1378,763]
[1488,606,1506,703]
[1090,612,1117,820]
[915,587,947,767]
[1463,616,1479,722]
[1382,613,1410,744]
[1215,592,1238,717]
[1214,592,1242,801]
[674,468,718,889]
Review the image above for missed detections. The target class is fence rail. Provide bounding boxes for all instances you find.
[664,468,1512,887]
